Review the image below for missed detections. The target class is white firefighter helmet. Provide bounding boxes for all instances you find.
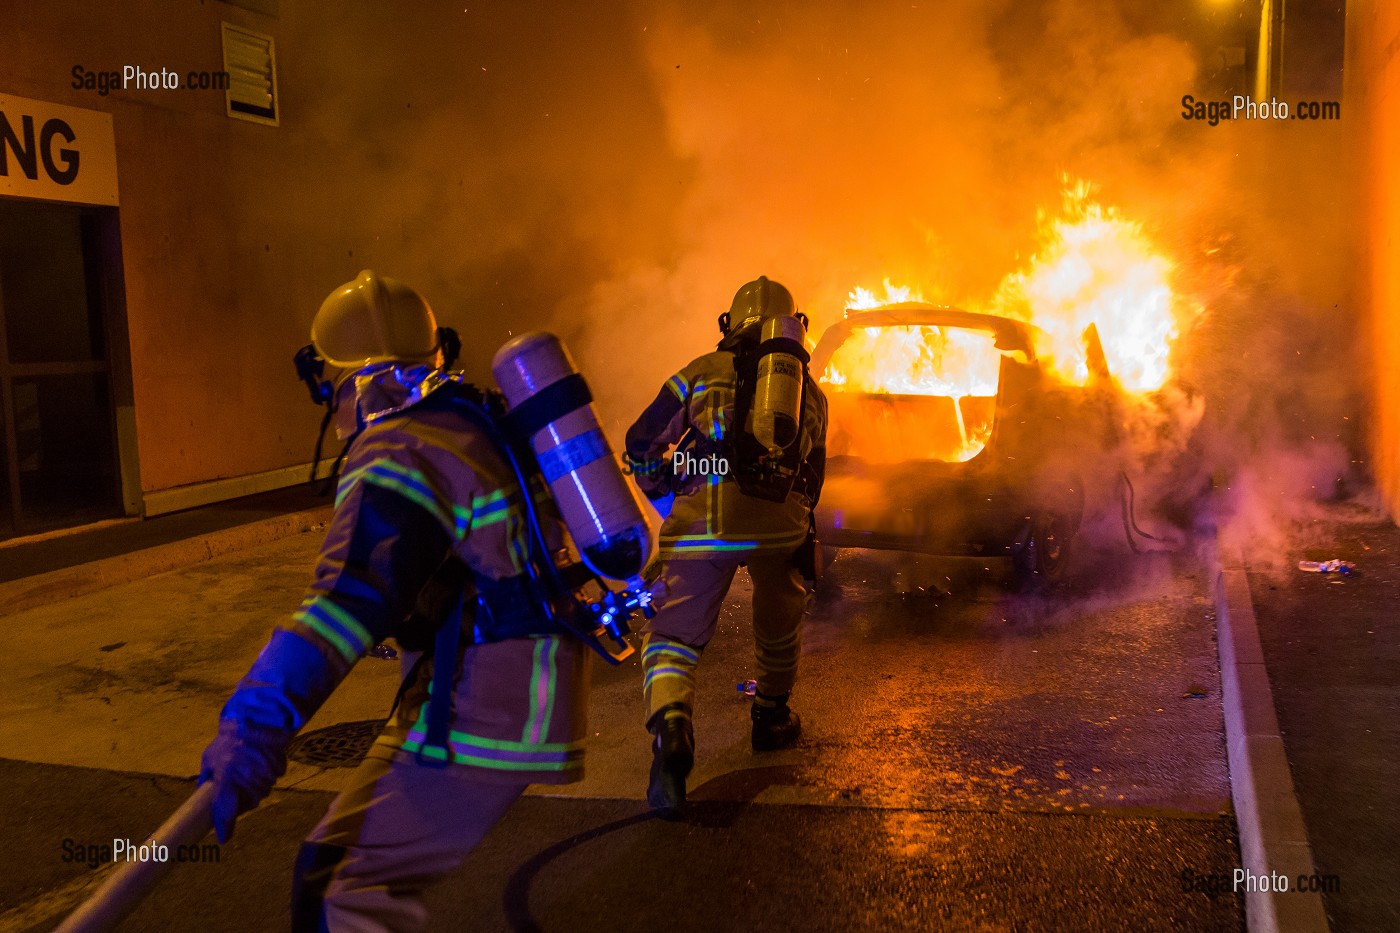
[721,275,798,341]
[311,270,439,368]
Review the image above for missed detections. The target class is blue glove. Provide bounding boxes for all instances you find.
[197,627,343,842]
[650,491,675,520]
[199,720,289,843]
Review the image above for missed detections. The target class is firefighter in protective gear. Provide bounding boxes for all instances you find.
[625,275,827,811]
[198,271,591,931]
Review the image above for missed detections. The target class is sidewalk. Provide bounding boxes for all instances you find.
[0,484,328,583]
[0,485,331,617]
[1240,502,1399,931]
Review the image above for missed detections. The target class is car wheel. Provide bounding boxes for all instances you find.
[1012,513,1073,590]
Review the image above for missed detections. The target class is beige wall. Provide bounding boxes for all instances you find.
[1347,1,1400,519]
[2,2,319,494]
[0,1,686,498]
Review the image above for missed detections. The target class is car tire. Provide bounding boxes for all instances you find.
[1012,513,1073,590]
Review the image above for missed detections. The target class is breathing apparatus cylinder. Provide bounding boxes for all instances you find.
[752,314,809,455]
[491,333,651,584]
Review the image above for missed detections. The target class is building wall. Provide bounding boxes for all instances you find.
[2,2,319,495]
[0,1,684,502]
[1346,0,1400,519]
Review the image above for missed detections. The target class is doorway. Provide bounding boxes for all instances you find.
[0,197,131,539]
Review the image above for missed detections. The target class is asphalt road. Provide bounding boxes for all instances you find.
[1,542,1243,932]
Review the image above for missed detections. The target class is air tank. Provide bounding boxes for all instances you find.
[491,332,651,583]
[752,314,808,455]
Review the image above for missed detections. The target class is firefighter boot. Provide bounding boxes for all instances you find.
[751,692,802,751]
[647,703,694,813]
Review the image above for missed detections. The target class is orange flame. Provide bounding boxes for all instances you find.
[820,181,1189,463]
[823,281,1001,461]
[992,179,1180,392]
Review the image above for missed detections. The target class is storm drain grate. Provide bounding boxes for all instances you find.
[287,719,387,768]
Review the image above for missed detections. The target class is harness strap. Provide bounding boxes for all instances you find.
[499,373,592,442]
[757,335,810,363]
[418,593,462,767]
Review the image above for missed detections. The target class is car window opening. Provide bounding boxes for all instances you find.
[820,325,1004,463]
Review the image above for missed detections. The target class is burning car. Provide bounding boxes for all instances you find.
[811,302,1110,585]
[807,185,1197,585]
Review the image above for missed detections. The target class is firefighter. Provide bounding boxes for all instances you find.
[625,275,827,811]
[198,271,592,931]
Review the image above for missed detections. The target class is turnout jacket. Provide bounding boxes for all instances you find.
[626,348,827,560]
[228,364,589,785]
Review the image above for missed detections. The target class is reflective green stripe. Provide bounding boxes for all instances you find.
[440,731,579,753]
[404,689,579,754]
[469,489,511,529]
[295,601,370,659]
[413,742,449,762]
[447,754,576,771]
[538,639,558,742]
[392,742,578,771]
[300,615,359,664]
[523,639,545,743]
[661,539,761,553]
[336,459,455,537]
[309,597,372,649]
[361,472,453,534]
[381,731,584,771]
[452,505,472,540]
[521,638,560,744]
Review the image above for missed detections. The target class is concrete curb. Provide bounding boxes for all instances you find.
[0,506,332,618]
[1207,536,1330,933]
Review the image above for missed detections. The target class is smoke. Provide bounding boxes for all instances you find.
[286,0,1363,543]
[565,0,1216,431]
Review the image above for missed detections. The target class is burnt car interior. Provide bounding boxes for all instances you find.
[810,304,1098,585]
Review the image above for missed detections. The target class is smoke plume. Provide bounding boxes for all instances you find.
[292,0,1363,542]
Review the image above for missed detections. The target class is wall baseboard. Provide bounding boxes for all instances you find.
[142,461,317,517]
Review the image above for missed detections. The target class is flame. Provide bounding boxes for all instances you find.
[820,181,1189,463]
[847,279,924,311]
[993,179,1180,391]
[822,288,1002,461]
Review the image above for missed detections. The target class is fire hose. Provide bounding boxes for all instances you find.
[1118,469,1178,553]
[54,782,216,933]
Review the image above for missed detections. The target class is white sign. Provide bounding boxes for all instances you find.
[0,93,119,206]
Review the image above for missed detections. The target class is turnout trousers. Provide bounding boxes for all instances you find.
[291,748,525,932]
[641,549,807,722]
